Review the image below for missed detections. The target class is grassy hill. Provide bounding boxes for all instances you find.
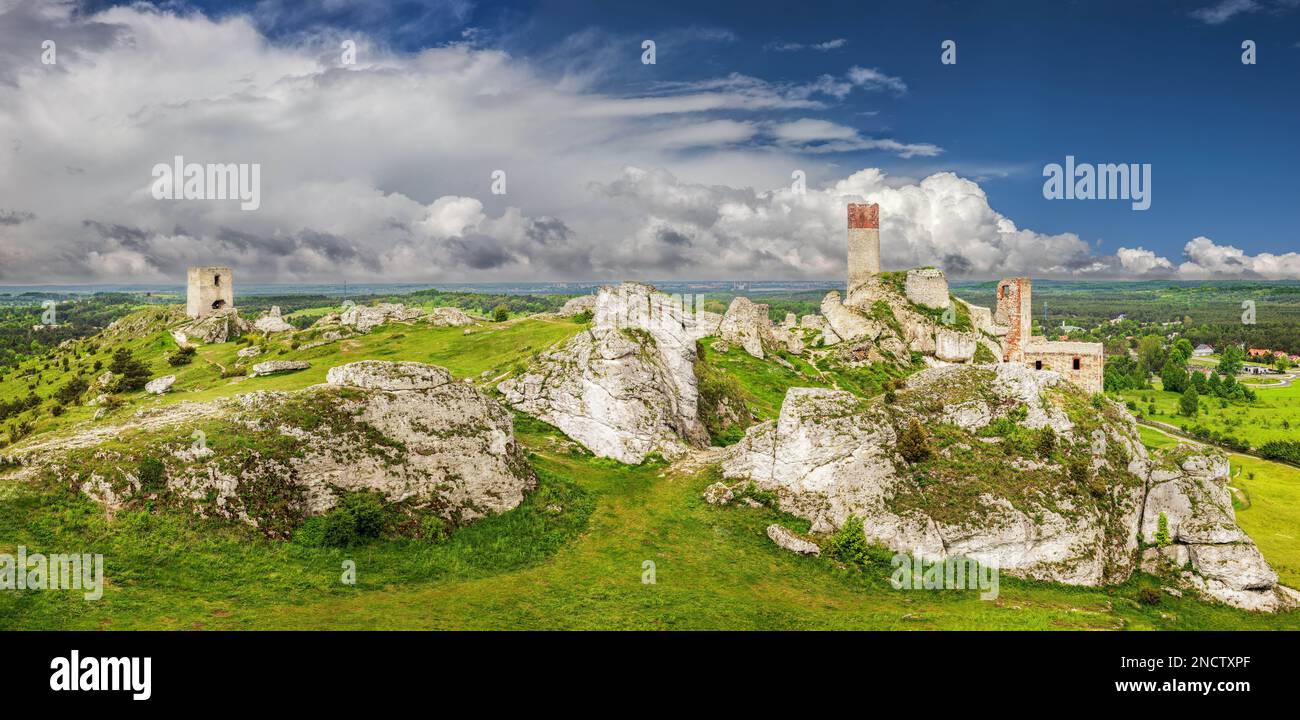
[2,302,1300,629]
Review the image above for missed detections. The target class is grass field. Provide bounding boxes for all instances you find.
[1118,378,1300,447]
[3,307,1299,629]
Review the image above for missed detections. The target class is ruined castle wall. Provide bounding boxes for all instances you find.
[846,203,880,297]
[994,277,1032,361]
[904,268,950,309]
[187,266,234,320]
[1024,340,1104,394]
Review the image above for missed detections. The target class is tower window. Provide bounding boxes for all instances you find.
[1034,360,1043,370]
[1073,357,1081,370]
[211,299,227,310]
[214,274,222,287]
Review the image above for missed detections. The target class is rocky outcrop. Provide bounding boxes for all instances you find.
[425,307,476,327]
[557,295,596,317]
[340,303,425,332]
[721,362,1293,609]
[179,308,249,344]
[718,297,772,359]
[934,329,977,362]
[500,282,708,464]
[253,306,295,333]
[250,360,311,377]
[36,361,534,537]
[904,268,950,310]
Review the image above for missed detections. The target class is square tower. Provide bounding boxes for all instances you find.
[994,277,1032,361]
[186,266,234,319]
[846,203,880,296]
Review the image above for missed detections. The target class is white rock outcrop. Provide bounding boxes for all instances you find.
[500,282,709,464]
[766,524,821,556]
[180,308,249,344]
[145,375,176,395]
[717,297,773,359]
[250,360,311,377]
[557,295,596,317]
[253,306,295,333]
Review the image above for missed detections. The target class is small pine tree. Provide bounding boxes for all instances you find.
[896,418,930,463]
[1179,385,1199,417]
[109,348,152,392]
[1155,511,1171,548]
[1036,426,1056,457]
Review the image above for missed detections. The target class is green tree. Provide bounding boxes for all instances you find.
[1161,358,1188,394]
[1137,336,1165,373]
[896,418,931,463]
[109,347,152,392]
[54,375,89,405]
[1179,385,1199,417]
[492,304,509,322]
[1218,344,1244,377]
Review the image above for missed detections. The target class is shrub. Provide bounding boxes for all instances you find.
[420,515,449,543]
[1155,511,1170,548]
[320,510,359,548]
[1137,586,1162,605]
[571,309,593,324]
[167,345,197,367]
[137,457,166,493]
[492,304,509,322]
[1036,426,1056,457]
[109,348,152,392]
[318,491,389,547]
[1178,386,1198,417]
[896,418,930,463]
[55,375,89,405]
[972,343,997,364]
[828,515,890,568]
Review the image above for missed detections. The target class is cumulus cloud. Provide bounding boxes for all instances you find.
[1190,0,1261,24]
[1113,237,1300,280]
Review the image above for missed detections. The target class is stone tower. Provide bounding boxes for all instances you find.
[186,266,234,320]
[994,277,1032,361]
[846,202,880,297]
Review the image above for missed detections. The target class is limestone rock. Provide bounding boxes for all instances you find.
[426,307,476,327]
[703,482,734,506]
[250,360,311,377]
[340,303,424,332]
[326,360,452,392]
[145,375,176,395]
[718,297,773,359]
[180,308,249,344]
[557,295,596,317]
[934,329,976,362]
[766,524,821,556]
[253,306,295,333]
[237,346,261,358]
[500,282,708,464]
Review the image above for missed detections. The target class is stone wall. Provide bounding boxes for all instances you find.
[186,266,234,320]
[994,277,1032,361]
[1024,340,1105,394]
[846,203,880,297]
[904,267,950,309]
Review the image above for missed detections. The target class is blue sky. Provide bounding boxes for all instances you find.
[0,0,1296,282]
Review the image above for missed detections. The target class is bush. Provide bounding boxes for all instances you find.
[828,515,891,568]
[137,457,166,493]
[896,418,930,463]
[1137,586,1162,606]
[420,515,449,543]
[55,375,89,405]
[109,348,152,392]
[317,491,389,547]
[492,304,509,322]
[972,343,997,364]
[1155,511,1170,548]
[571,309,593,324]
[1036,426,1056,457]
[321,510,359,548]
[167,345,197,367]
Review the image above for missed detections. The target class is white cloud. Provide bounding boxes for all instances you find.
[766,38,847,52]
[1190,0,1260,24]
[1117,247,1175,275]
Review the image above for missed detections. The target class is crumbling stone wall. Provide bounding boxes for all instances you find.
[904,267,950,309]
[1024,341,1105,394]
[994,277,1032,361]
[186,266,234,320]
[846,203,880,297]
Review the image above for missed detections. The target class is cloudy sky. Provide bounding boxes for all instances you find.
[0,0,1298,283]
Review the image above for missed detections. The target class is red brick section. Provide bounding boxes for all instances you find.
[999,278,1030,360]
[847,203,879,229]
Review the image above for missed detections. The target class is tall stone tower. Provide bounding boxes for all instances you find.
[994,277,1032,361]
[846,202,880,297]
[186,266,234,320]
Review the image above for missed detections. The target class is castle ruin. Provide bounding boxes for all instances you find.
[843,204,1103,394]
[186,266,234,320]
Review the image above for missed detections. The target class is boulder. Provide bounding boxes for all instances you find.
[766,524,820,556]
[934,329,977,362]
[237,346,261,358]
[703,482,734,506]
[340,303,424,332]
[426,307,476,327]
[250,360,311,377]
[500,282,708,464]
[326,360,452,392]
[253,306,295,333]
[717,297,772,359]
[145,375,176,395]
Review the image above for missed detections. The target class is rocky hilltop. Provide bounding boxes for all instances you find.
[719,363,1293,611]
[13,361,534,538]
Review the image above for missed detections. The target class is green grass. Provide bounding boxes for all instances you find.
[4,411,1298,629]
[1118,379,1300,448]
[1229,454,1300,589]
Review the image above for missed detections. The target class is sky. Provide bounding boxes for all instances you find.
[0,0,1298,283]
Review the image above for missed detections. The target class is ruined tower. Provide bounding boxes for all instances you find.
[846,202,880,297]
[186,266,234,320]
[994,277,1032,361]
